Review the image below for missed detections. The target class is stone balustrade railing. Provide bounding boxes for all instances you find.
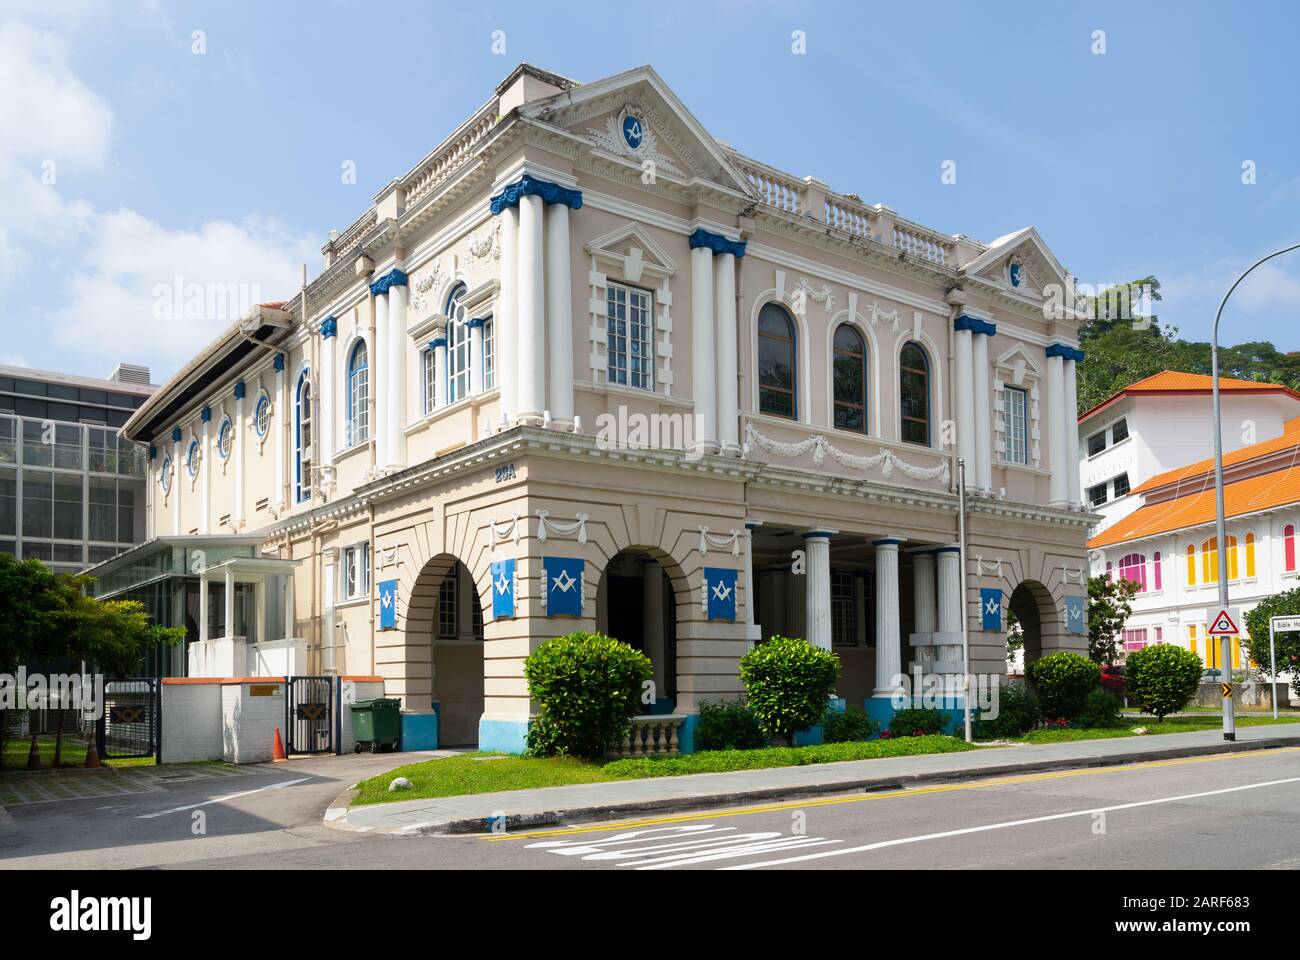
[892,221,955,267]
[733,156,803,214]
[402,104,499,208]
[610,714,686,758]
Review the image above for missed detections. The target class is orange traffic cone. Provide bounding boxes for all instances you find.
[272,727,287,762]
[84,736,102,769]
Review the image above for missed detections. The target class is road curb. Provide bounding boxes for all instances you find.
[322,735,1299,837]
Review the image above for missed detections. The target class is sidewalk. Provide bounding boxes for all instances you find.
[327,723,1300,836]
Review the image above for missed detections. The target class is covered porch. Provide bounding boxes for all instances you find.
[190,554,305,678]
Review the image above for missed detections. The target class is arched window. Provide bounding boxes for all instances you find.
[1118,552,1147,592]
[295,370,312,503]
[1244,532,1256,579]
[899,341,930,445]
[446,284,470,404]
[1286,524,1297,573]
[1186,544,1196,586]
[1153,550,1163,591]
[832,324,867,433]
[1105,560,1113,582]
[757,303,796,419]
[1201,536,1219,584]
[347,340,369,447]
[1226,534,1239,580]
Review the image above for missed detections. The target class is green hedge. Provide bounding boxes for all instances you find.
[523,631,652,758]
[1126,643,1203,720]
[693,699,767,751]
[1028,651,1100,720]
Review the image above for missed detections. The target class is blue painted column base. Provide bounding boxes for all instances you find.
[865,696,972,737]
[863,696,898,731]
[793,697,845,746]
[479,716,530,755]
[678,714,699,755]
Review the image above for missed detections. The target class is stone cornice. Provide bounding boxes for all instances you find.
[954,314,997,337]
[489,173,584,214]
[689,227,747,258]
[1046,343,1086,363]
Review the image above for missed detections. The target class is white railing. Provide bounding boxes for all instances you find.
[824,196,878,241]
[402,103,499,208]
[329,212,377,261]
[610,715,685,758]
[892,222,954,266]
[733,156,802,214]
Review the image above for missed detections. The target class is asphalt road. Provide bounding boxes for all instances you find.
[2,746,1298,870]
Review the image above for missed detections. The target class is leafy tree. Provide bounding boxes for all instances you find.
[1005,608,1024,669]
[739,636,840,746]
[1088,574,1139,664]
[1027,652,1099,720]
[1126,643,1203,720]
[1244,588,1300,699]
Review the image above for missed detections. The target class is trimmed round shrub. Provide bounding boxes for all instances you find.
[1126,643,1203,721]
[739,636,841,746]
[1028,651,1100,720]
[693,699,767,751]
[523,631,652,758]
[1074,687,1124,728]
[822,704,878,743]
[888,707,949,738]
[971,681,1042,739]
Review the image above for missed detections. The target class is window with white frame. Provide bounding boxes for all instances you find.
[482,317,495,390]
[831,572,856,646]
[342,543,369,600]
[294,370,312,503]
[446,284,470,403]
[422,345,437,416]
[606,281,653,390]
[347,341,369,447]
[1112,471,1130,498]
[1004,386,1028,464]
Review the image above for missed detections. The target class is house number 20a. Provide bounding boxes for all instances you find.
[495,464,516,483]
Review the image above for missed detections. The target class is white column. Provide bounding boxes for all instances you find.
[200,413,211,534]
[936,546,962,634]
[517,194,546,422]
[973,331,992,492]
[873,538,903,695]
[954,327,975,481]
[803,530,835,650]
[913,551,937,633]
[283,569,295,641]
[690,245,716,452]
[1047,353,1068,506]
[234,387,245,528]
[714,251,739,454]
[371,290,388,468]
[468,319,485,395]
[224,565,235,641]
[642,563,666,700]
[386,274,408,467]
[498,209,519,423]
[546,201,574,424]
[322,548,337,674]
[198,571,209,644]
[171,434,181,534]
[743,520,762,643]
[1064,357,1081,507]
[320,328,336,471]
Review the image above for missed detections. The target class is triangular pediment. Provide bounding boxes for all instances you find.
[524,66,753,195]
[995,342,1043,384]
[584,221,678,281]
[962,226,1068,300]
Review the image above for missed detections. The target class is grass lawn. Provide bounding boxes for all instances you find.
[1,735,156,770]
[1018,713,1300,744]
[351,735,977,806]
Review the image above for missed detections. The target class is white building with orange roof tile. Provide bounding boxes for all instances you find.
[1077,371,1300,537]
[1086,390,1300,678]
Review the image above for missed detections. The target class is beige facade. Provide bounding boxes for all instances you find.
[122,63,1093,751]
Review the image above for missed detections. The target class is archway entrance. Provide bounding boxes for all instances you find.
[1008,580,1053,676]
[407,554,485,747]
[596,549,677,711]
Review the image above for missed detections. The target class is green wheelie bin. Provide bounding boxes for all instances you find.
[350,698,402,753]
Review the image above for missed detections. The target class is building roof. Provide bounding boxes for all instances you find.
[1131,417,1300,496]
[1078,370,1300,424]
[1089,459,1300,549]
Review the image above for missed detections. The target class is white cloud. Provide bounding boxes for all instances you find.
[1160,253,1300,343]
[0,11,320,380]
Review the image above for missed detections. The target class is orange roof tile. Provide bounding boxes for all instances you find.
[1089,465,1300,549]
[1078,370,1300,423]
[1132,425,1300,495]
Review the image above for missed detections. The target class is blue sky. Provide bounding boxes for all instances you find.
[3,0,1298,382]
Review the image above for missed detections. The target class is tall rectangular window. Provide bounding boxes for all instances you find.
[831,572,856,646]
[439,570,457,637]
[483,317,495,390]
[606,282,653,390]
[423,347,437,416]
[342,543,369,601]
[1004,386,1028,464]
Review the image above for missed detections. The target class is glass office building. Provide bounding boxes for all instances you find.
[0,363,156,574]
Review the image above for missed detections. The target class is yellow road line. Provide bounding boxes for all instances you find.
[481,746,1300,842]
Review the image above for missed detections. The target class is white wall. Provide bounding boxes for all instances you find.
[160,681,224,763]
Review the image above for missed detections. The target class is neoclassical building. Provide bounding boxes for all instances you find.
[103,63,1093,751]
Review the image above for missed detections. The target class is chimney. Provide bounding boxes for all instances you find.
[108,363,151,385]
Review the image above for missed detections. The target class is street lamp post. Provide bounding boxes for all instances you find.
[1211,242,1300,741]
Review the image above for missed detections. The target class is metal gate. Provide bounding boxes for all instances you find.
[286,676,335,755]
[97,678,159,761]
